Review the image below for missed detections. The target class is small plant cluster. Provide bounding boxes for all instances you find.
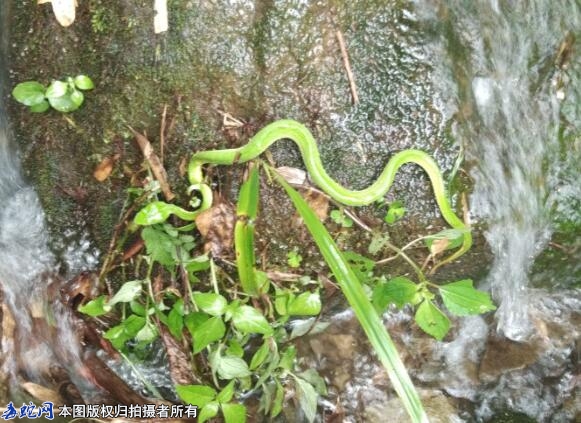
[85,157,494,422]
[12,75,94,113]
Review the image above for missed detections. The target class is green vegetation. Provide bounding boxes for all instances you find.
[12,75,94,113]
[82,120,497,422]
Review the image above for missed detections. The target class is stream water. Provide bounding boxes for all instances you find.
[1,0,580,422]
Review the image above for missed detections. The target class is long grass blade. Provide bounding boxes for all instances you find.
[275,173,429,423]
[235,166,260,296]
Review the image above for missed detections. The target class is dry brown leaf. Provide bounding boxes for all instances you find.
[21,382,63,404]
[129,127,175,201]
[276,166,308,185]
[158,325,197,386]
[195,202,236,257]
[38,0,77,27]
[303,188,329,221]
[430,238,450,256]
[93,154,120,182]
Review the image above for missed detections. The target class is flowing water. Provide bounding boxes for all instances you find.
[1,0,580,421]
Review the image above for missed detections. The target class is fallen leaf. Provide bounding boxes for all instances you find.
[93,154,120,182]
[277,166,308,185]
[158,324,198,386]
[303,188,329,221]
[430,238,450,256]
[195,202,236,257]
[21,382,63,404]
[38,0,78,27]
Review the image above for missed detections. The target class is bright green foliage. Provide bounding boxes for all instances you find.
[330,209,353,227]
[384,200,406,224]
[438,279,496,316]
[372,276,420,311]
[415,301,450,341]
[12,75,94,113]
[287,249,303,268]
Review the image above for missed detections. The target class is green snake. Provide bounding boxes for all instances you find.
[136,119,471,269]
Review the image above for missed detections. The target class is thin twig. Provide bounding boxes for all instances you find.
[336,29,359,105]
[160,104,168,164]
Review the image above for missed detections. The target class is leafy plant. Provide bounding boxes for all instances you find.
[12,75,94,113]
[330,208,353,228]
[287,249,303,268]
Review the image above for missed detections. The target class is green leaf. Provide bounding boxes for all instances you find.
[184,312,210,336]
[69,89,84,108]
[12,81,45,106]
[294,377,318,423]
[287,291,321,316]
[193,292,227,316]
[249,340,270,370]
[176,384,217,408]
[106,280,143,309]
[216,355,251,379]
[287,250,302,268]
[121,314,147,337]
[135,321,158,343]
[330,209,353,228]
[276,174,427,422]
[368,231,390,255]
[384,200,405,224]
[74,75,95,90]
[424,228,467,252]
[271,380,284,418]
[78,295,108,317]
[216,380,235,403]
[45,80,68,98]
[414,300,450,341]
[278,346,296,371]
[372,276,420,310]
[438,279,496,316]
[192,317,225,354]
[29,100,50,113]
[274,288,291,316]
[231,305,273,335]
[298,369,327,396]
[141,226,175,266]
[343,251,375,282]
[226,340,244,358]
[222,403,246,423]
[199,402,219,423]
[48,94,79,113]
[167,306,184,340]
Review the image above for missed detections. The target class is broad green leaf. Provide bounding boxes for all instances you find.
[343,251,375,282]
[294,377,318,423]
[222,403,247,423]
[184,312,210,336]
[121,314,147,337]
[74,75,95,90]
[372,276,420,311]
[276,174,427,422]
[176,384,217,408]
[438,279,496,316]
[107,280,143,309]
[193,317,225,354]
[298,369,327,396]
[414,300,450,341]
[70,89,84,108]
[193,292,227,316]
[12,81,45,106]
[45,80,68,98]
[48,94,79,113]
[141,226,175,266]
[385,200,405,224]
[271,380,284,418]
[29,100,50,113]
[249,340,270,370]
[216,355,251,379]
[274,288,291,316]
[231,305,273,335]
[278,346,296,371]
[167,306,184,340]
[199,402,219,423]
[226,340,244,358]
[78,295,108,317]
[216,380,235,403]
[135,321,158,343]
[287,291,321,316]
